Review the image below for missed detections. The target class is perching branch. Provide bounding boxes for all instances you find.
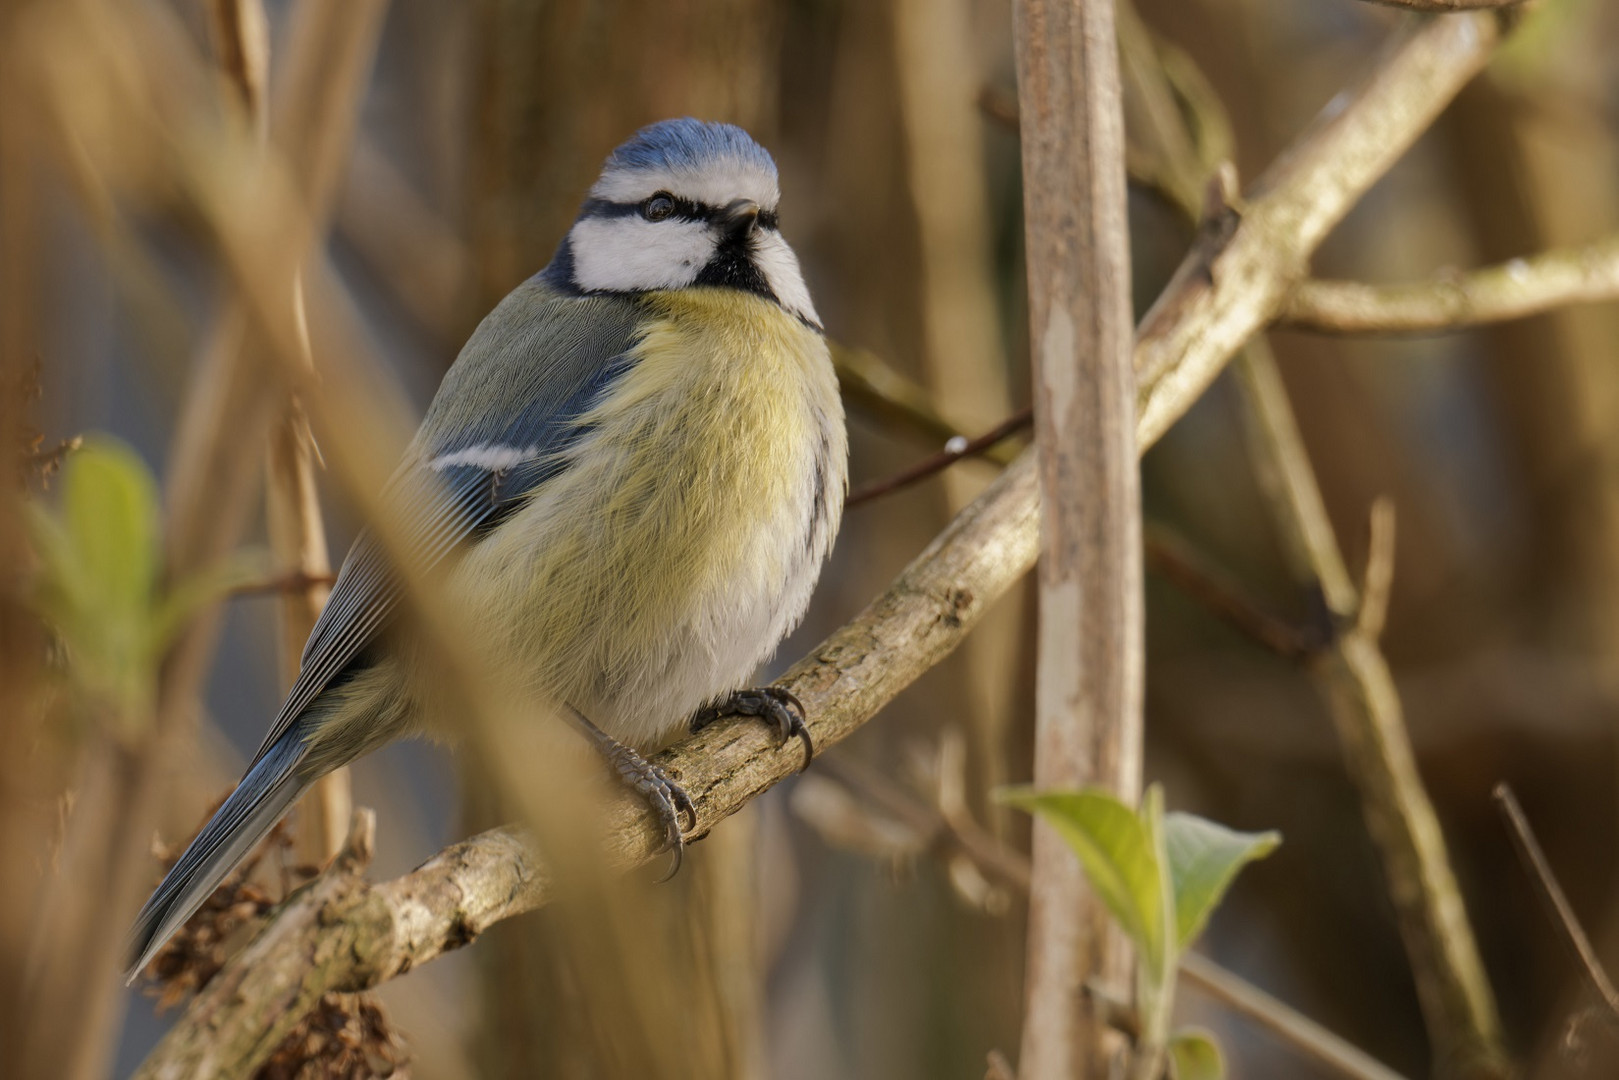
[1279,234,1619,334]
[136,10,1521,1078]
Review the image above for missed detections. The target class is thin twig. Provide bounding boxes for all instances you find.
[832,343,1018,465]
[26,435,82,476]
[847,407,1032,508]
[1492,784,1619,1021]
[227,571,338,599]
[1143,526,1321,661]
[1178,954,1413,1080]
[1133,12,1509,448]
[1235,340,1508,1077]
[1356,498,1397,642]
[213,0,353,868]
[1279,235,1619,335]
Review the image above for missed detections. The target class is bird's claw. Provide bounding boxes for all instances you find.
[690,686,814,771]
[569,707,697,881]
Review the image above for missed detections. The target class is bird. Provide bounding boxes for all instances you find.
[126,118,848,980]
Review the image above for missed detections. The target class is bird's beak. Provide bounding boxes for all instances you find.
[718,198,760,240]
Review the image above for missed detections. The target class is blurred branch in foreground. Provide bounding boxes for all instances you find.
[205,0,351,872]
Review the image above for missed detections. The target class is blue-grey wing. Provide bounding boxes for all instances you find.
[247,280,646,767]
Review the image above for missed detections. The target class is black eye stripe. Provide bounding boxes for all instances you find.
[580,197,779,229]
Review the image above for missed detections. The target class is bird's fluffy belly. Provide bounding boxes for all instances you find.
[450,289,845,748]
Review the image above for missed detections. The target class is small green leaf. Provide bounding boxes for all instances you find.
[26,437,165,724]
[997,786,1166,970]
[62,438,160,615]
[1167,1028,1224,1080]
[1165,812,1280,950]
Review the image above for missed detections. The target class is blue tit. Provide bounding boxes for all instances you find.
[126,118,847,979]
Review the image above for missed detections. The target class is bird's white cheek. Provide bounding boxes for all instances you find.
[570,218,710,293]
[752,232,820,326]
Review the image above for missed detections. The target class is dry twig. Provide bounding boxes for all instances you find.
[846,407,1032,508]
[1133,12,1508,448]
[1234,342,1508,1076]
[1280,235,1619,334]
[1493,784,1619,1022]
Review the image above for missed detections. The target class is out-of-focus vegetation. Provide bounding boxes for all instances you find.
[5,0,1619,1078]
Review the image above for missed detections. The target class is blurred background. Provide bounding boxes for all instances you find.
[4,0,1619,1077]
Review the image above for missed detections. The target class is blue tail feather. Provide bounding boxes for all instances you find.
[124,729,310,982]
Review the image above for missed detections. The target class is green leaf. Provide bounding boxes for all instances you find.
[1167,1028,1224,1080]
[26,437,165,722]
[997,786,1167,970]
[1165,811,1280,950]
[62,438,160,616]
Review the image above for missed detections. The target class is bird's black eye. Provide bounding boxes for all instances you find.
[642,193,676,222]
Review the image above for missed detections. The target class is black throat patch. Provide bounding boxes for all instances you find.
[695,239,777,304]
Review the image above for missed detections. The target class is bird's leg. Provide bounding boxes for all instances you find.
[567,707,697,881]
[689,686,814,770]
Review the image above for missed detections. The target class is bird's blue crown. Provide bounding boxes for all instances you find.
[603,118,777,180]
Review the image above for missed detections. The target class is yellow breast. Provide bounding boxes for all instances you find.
[453,286,846,746]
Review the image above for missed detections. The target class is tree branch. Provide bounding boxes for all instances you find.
[1233,341,1509,1076]
[1279,234,1619,334]
[135,10,1519,1077]
[1134,11,1506,447]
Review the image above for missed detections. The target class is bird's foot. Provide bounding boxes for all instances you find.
[569,709,696,881]
[690,686,814,770]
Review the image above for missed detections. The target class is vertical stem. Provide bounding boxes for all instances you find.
[265,394,343,865]
[892,0,1024,827]
[210,0,347,868]
[1012,1,1143,1077]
